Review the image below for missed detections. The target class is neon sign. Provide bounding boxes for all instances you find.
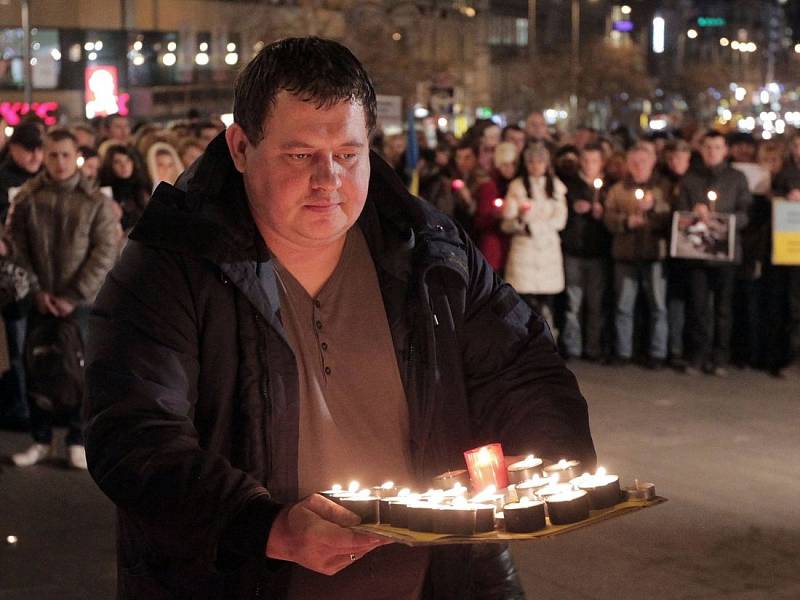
[0,101,59,126]
[84,65,130,119]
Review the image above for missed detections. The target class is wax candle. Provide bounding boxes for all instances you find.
[507,455,544,484]
[545,490,590,525]
[635,188,645,202]
[320,483,345,502]
[707,190,718,213]
[432,497,476,535]
[406,501,439,532]
[388,492,420,528]
[624,479,656,501]
[593,178,603,191]
[378,488,411,525]
[339,489,380,524]
[372,481,398,499]
[471,485,507,513]
[542,459,581,482]
[464,443,508,491]
[503,497,547,533]
[493,198,504,208]
[534,482,574,502]
[571,467,621,510]
[432,469,470,490]
[515,475,555,499]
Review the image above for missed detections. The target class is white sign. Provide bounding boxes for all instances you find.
[376,94,403,130]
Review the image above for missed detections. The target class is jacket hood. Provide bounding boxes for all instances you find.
[129,132,467,281]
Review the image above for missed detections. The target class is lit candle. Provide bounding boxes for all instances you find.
[432,469,470,490]
[470,502,497,533]
[507,454,544,484]
[452,178,465,191]
[570,467,622,510]
[707,190,718,213]
[503,497,547,533]
[372,480,398,499]
[406,501,440,532]
[624,479,656,501]
[634,188,645,203]
[493,197,504,208]
[464,443,508,491]
[545,489,591,525]
[339,489,380,524]
[534,481,575,503]
[515,474,555,499]
[471,485,508,513]
[385,491,419,528]
[320,483,344,501]
[542,459,581,482]
[432,496,476,535]
[593,177,603,205]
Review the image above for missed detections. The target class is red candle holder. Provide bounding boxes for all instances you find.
[464,443,508,491]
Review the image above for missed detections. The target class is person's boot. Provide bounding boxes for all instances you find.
[11,443,51,467]
[67,445,88,470]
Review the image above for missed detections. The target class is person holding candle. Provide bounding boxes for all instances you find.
[604,142,673,368]
[561,143,612,361]
[501,142,569,336]
[677,130,752,376]
[83,38,595,599]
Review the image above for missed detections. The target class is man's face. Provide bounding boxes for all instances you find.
[8,143,43,174]
[667,150,691,176]
[730,142,756,163]
[503,129,526,153]
[525,112,548,140]
[44,138,79,182]
[627,149,656,183]
[74,128,96,149]
[454,148,477,177]
[579,150,604,179]
[108,117,131,142]
[701,137,728,168]
[80,156,100,180]
[229,92,370,251]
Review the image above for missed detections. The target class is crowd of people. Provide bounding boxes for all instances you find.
[0,104,798,471]
[376,113,800,379]
[0,113,224,467]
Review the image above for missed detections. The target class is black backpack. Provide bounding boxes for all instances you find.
[24,315,85,414]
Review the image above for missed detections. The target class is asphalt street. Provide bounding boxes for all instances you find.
[1,361,798,599]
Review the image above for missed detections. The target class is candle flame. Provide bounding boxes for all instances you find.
[707,190,718,202]
[520,496,531,506]
[635,188,645,201]
[472,485,497,503]
[557,459,568,468]
[331,484,342,492]
[358,489,371,498]
[452,496,468,508]
[381,481,395,489]
[525,454,536,463]
[477,446,492,465]
[593,178,603,190]
[348,481,360,493]
[493,198,503,208]
[596,467,606,477]
[398,488,411,497]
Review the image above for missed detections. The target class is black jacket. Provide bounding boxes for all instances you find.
[561,174,611,258]
[85,133,595,599]
[0,158,38,222]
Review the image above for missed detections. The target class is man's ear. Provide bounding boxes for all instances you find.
[226,123,250,174]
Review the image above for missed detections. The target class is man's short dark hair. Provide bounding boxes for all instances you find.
[45,128,78,146]
[580,142,604,157]
[702,130,727,144]
[233,37,377,145]
[455,139,478,155]
[104,113,128,127]
[502,124,524,138]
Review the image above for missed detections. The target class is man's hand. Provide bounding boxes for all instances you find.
[626,214,646,229]
[266,494,391,576]
[573,200,591,214]
[35,292,60,316]
[787,188,800,202]
[640,191,655,212]
[0,239,7,257]
[693,202,711,222]
[52,296,76,317]
[591,202,604,220]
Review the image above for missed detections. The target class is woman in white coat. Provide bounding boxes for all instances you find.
[502,142,568,335]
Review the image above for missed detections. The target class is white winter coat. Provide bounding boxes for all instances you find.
[501,175,568,294]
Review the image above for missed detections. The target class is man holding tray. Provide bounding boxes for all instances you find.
[84,37,596,599]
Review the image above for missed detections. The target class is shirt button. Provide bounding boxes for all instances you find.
[321,342,328,351]
[316,320,322,330]
[325,366,331,375]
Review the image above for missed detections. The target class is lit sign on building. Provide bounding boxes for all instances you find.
[84,65,130,119]
[697,17,726,28]
[0,101,59,126]
[613,20,634,33]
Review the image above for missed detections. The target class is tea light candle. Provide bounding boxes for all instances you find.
[493,198,504,209]
[545,490,590,525]
[406,501,439,532]
[432,497,476,535]
[507,455,544,484]
[503,497,546,533]
[516,475,555,499]
[320,483,345,502]
[543,459,581,482]
[571,467,621,510]
[534,482,575,502]
[471,503,497,533]
[387,492,420,528]
[339,489,380,524]
[625,479,656,501]
[372,481,398,499]
[464,443,508,491]
[432,469,470,490]
[378,488,411,525]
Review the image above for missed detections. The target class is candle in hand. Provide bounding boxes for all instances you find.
[464,443,508,491]
[542,459,581,482]
[634,188,645,203]
[570,467,622,509]
[507,455,544,484]
[503,496,547,533]
[707,190,718,213]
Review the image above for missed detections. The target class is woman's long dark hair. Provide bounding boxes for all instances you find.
[98,144,151,229]
[520,142,556,199]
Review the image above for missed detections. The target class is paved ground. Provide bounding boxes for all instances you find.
[0,362,798,599]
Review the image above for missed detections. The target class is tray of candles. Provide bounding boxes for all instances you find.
[321,444,665,546]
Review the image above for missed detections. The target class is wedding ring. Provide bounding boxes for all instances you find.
[349,553,357,562]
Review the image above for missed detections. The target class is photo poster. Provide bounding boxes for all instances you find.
[670,211,736,262]
[772,200,800,266]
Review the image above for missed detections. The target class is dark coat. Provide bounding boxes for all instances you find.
[0,157,38,222]
[85,133,595,599]
[561,175,611,258]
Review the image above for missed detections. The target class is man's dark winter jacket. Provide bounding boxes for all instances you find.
[85,133,596,599]
[0,157,37,221]
[561,175,611,258]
